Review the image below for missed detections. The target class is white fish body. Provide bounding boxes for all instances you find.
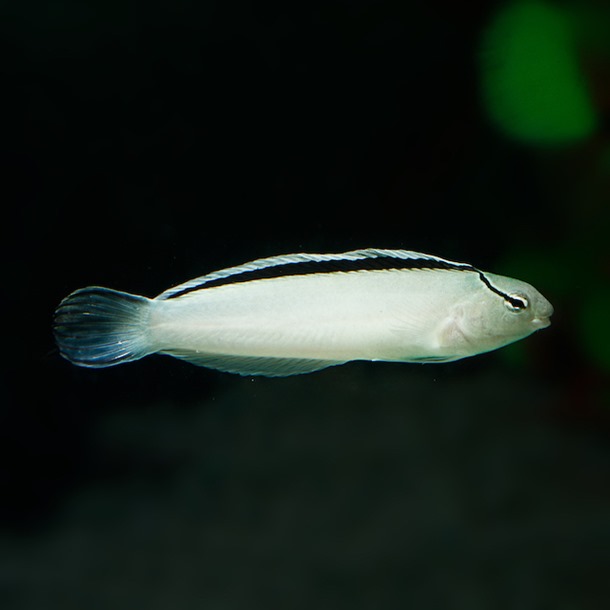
[54,249,553,376]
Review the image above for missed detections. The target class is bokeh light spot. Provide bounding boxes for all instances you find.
[479,1,597,145]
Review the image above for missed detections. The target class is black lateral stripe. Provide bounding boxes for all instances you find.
[476,271,522,306]
[166,255,476,299]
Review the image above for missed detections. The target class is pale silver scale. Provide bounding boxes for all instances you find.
[53,248,553,376]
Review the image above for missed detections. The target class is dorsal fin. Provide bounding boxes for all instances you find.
[156,248,474,300]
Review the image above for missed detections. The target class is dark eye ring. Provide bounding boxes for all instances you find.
[506,295,528,312]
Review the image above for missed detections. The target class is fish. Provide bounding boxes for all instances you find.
[53,248,554,377]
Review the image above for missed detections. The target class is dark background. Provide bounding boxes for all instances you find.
[3,1,610,608]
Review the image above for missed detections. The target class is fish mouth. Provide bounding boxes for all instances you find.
[532,317,551,329]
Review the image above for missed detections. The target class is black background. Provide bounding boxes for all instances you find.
[3,1,610,608]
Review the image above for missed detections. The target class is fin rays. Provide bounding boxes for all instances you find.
[157,248,473,300]
[161,350,345,377]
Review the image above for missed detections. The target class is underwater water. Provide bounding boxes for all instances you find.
[4,1,610,608]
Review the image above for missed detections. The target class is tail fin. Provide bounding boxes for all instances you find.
[54,287,153,368]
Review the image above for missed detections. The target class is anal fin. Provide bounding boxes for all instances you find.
[409,355,457,363]
[161,350,345,377]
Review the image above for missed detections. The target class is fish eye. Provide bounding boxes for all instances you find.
[505,295,528,312]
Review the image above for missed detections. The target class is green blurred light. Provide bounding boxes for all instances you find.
[479,1,597,145]
[580,289,610,371]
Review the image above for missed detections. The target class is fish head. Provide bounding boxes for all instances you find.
[459,273,554,350]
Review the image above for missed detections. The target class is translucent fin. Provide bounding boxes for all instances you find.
[54,287,152,368]
[161,350,345,377]
[409,355,458,363]
[156,248,470,300]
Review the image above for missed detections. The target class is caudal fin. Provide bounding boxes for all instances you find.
[54,287,153,368]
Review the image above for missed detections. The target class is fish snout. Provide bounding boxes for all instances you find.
[532,316,551,329]
[532,297,553,329]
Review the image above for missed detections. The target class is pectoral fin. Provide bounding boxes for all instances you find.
[436,308,468,351]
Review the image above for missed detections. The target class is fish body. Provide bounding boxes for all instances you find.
[54,249,553,376]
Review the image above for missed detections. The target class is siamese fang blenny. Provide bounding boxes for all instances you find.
[54,248,553,376]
